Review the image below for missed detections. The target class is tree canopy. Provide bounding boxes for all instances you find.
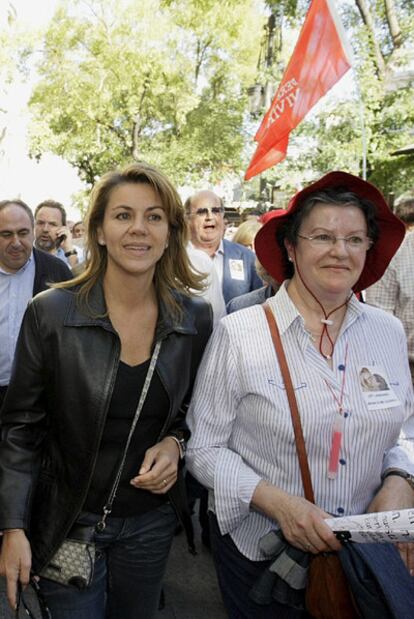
[28,0,262,187]
[12,0,414,201]
[0,5,34,156]
[257,0,414,200]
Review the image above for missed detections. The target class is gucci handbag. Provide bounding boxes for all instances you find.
[40,528,96,590]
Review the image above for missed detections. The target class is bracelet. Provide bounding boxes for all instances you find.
[64,249,78,257]
[166,435,186,460]
[383,469,414,492]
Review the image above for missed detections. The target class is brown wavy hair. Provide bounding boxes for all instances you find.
[56,162,204,317]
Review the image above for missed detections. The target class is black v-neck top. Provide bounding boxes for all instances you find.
[83,359,170,517]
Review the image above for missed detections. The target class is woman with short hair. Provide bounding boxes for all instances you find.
[186,171,414,618]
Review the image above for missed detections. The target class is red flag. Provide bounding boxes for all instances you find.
[245,0,351,181]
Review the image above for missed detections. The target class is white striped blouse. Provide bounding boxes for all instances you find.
[186,283,414,561]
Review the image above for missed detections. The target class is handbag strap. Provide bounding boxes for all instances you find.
[96,340,162,531]
[263,303,315,504]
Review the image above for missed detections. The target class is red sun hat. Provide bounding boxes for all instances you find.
[254,171,405,293]
[259,209,287,225]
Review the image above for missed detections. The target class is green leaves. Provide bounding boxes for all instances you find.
[256,0,414,201]
[8,0,412,202]
[28,0,262,186]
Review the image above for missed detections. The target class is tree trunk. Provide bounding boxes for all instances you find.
[132,115,141,161]
[131,77,150,160]
[384,0,402,48]
[195,38,211,85]
[354,0,386,76]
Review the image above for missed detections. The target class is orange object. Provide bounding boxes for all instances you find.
[245,0,351,181]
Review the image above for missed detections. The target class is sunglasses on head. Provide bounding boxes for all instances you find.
[16,579,52,619]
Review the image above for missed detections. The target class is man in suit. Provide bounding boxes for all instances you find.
[185,190,262,305]
[0,200,72,408]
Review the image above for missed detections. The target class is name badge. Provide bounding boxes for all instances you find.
[359,365,400,410]
[229,259,245,281]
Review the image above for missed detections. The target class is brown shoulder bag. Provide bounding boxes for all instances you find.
[263,304,360,619]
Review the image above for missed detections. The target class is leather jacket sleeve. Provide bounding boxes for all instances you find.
[163,297,213,443]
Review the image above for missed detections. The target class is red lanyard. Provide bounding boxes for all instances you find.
[324,343,349,479]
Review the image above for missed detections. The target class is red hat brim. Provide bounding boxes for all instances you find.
[259,209,287,225]
[254,171,405,293]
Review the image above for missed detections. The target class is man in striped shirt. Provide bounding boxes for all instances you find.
[366,230,414,384]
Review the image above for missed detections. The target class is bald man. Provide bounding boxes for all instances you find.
[185,191,262,305]
[0,200,71,408]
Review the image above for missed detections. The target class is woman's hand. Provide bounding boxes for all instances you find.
[251,480,341,554]
[0,529,31,610]
[130,437,180,494]
[397,542,414,576]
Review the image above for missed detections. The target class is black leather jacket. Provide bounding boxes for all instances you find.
[0,283,212,571]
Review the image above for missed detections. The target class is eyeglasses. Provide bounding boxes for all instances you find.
[190,206,224,217]
[297,233,373,250]
[16,579,52,619]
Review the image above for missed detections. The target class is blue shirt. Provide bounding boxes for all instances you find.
[55,245,85,266]
[0,254,35,385]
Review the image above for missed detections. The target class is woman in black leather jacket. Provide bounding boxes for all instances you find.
[0,162,212,618]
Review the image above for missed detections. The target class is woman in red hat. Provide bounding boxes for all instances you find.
[186,172,414,618]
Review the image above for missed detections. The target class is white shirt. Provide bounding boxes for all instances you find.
[186,283,414,560]
[211,240,224,285]
[187,243,226,325]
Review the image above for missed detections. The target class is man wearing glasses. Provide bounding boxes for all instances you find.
[185,191,262,305]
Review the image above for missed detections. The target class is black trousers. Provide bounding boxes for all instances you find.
[0,385,7,440]
[0,385,7,409]
[209,513,310,619]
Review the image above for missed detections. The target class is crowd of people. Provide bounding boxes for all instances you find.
[0,163,413,619]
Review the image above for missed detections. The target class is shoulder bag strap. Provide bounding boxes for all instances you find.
[262,303,315,504]
[96,339,162,532]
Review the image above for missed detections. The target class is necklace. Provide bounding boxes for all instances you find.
[292,252,351,359]
[304,324,340,360]
[304,328,323,342]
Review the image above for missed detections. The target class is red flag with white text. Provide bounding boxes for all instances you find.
[245,0,351,181]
